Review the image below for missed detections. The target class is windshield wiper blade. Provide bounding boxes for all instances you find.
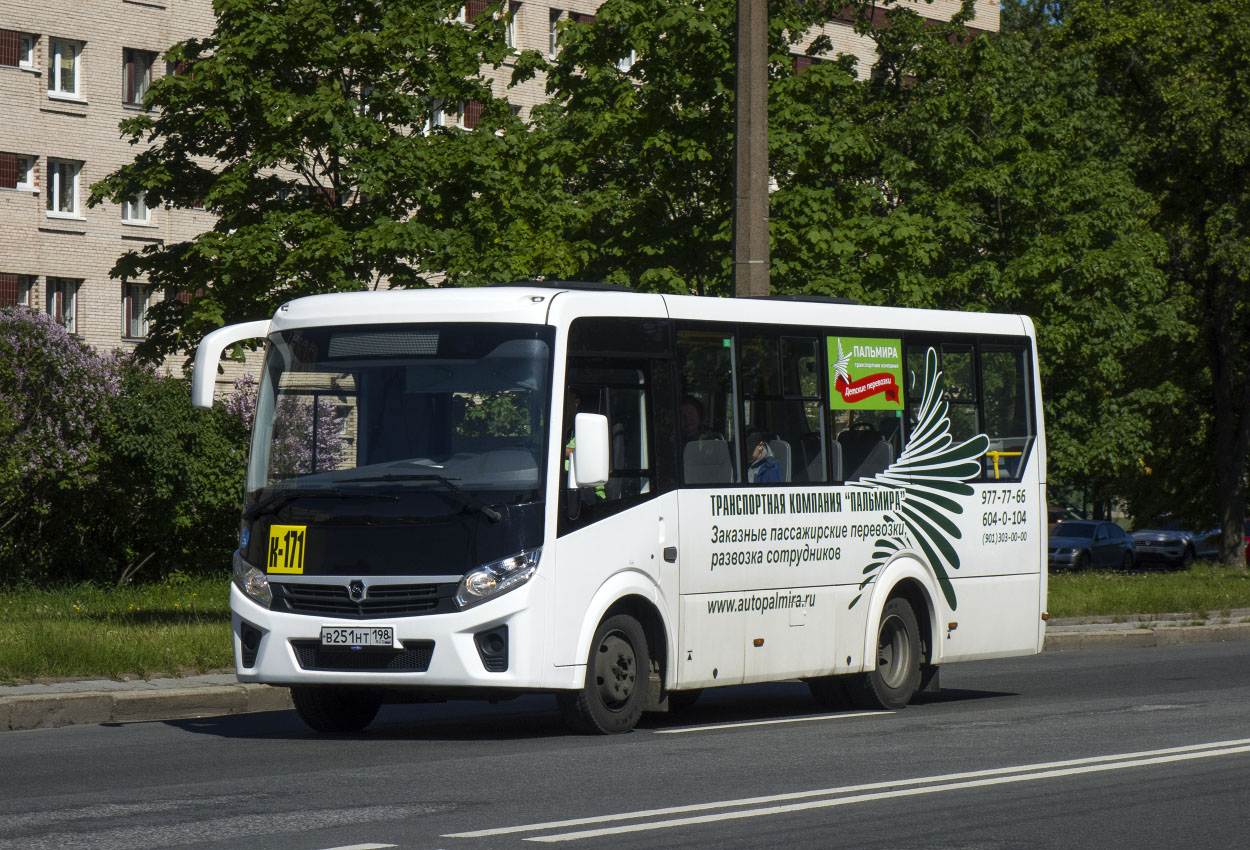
[340,473,503,523]
[242,488,399,521]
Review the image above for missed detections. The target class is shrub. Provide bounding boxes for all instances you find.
[0,308,248,585]
[0,308,120,583]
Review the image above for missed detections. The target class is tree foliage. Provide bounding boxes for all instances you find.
[90,0,519,361]
[1049,0,1250,563]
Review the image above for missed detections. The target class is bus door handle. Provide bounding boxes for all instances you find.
[663,547,678,563]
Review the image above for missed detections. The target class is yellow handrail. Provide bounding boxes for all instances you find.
[985,450,1023,480]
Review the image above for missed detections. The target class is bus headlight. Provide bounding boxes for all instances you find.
[232,550,272,608]
[456,549,541,610]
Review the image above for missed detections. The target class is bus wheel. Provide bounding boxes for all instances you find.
[291,686,382,733]
[847,598,922,710]
[559,615,649,734]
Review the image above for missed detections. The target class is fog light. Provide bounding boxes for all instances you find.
[474,626,509,672]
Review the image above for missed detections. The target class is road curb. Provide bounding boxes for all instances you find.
[1,683,293,732]
[1043,622,1250,652]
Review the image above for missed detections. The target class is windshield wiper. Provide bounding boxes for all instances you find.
[340,473,503,523]
[242,488,399,521]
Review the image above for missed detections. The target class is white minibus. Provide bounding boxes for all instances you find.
[193,282,1046,733]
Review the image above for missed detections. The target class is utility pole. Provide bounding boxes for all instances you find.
[733,0,769,298]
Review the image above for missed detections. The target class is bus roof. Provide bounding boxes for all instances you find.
[267,285,1033,338]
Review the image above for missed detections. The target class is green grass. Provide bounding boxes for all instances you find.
[1048,563,1250,619]
[0,577,231,684]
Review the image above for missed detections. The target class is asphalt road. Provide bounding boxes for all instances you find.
[2,642,1248,850]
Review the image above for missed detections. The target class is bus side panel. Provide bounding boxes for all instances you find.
[677,593,746,688]
[940,573,1043,662]
[740,585,839,683]
[551,494,676,668]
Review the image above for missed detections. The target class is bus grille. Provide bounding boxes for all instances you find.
[290,640,435,672]
[271,582,457,618]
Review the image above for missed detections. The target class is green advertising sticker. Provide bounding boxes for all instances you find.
[828,336,904,411]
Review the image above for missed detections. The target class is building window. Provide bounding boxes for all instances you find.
[463,0,490,23]
[549,9,562,57]
[2,30,36,69]
[123,49,155,106]
[506,2,522,48]
[124,284,150,338]
[46,159,80,215]
[46,278,79,333]
[121,192,149,224]
[461,101,484,130]
[0,274,32,308]
[0,152,35,190]
[19,33,34,69]
[47,38,81,97]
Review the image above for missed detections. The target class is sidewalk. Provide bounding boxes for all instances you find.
[4,609,1250,733]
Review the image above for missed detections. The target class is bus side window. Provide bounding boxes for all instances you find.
[739,333,827,483]
[676,330,739,485]
[560,363,656,531]
[981,343,1035,480]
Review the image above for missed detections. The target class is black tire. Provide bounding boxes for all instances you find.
[1121,551,1134,571]
[559,614,650,734]
[666,688,703,712]
[807,675,851,709]
[846,598,922,710]
[1075,551,1091,572]
[1179,547,1195,570]
[290,686,383,733]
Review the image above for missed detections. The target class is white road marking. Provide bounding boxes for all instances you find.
[443,738,1250,841]
[653,710,890,734]
[313,844,397,850]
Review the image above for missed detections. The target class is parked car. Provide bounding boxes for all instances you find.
[1048,520,1136,571]
[1131,521,1197,570]
[1191,519,1250,562]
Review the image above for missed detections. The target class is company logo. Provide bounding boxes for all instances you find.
[348,580,367,602]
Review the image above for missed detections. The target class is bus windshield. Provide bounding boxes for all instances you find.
[245,323,553,512]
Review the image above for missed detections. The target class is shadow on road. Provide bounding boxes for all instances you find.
[162,680,1017,742]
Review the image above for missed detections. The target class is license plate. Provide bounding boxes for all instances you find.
[320,626,394,648]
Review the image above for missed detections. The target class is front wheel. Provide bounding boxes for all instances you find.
[1121,551,1134,571]
[847,598,922,710]
[558,614,650,734]
[290,686,383,733]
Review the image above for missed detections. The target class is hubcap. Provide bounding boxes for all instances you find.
[876,614,911,690]
[594,631,636,711]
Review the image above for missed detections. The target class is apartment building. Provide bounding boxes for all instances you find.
[0,0,216,356]
[1,0,998,360]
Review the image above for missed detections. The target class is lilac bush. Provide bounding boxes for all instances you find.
[0,308,121,512]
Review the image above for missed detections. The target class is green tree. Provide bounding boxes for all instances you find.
[90,0,519,361]
[443,0,828,293]
[770,2,1187,507]
[1054,0,1250,565]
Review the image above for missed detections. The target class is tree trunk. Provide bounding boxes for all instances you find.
[1207,273,1250,569]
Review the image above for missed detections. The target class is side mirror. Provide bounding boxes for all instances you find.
[191,320,271,408]
[569,413,610,489]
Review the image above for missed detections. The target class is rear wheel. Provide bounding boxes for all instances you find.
[559,614,650,734]
[847,598,922,710]
[1121,551,1134,571]
[290,686,382,733]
